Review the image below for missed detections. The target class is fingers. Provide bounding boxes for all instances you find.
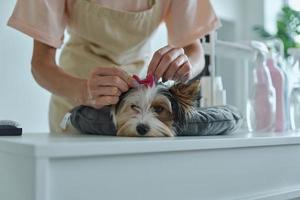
[163,54,188,81]
[91,67,136,87]
[173,62,191,83]
[89,86,121,97]
[147,46,173,76]
[85,67,137,109]
[87,96,120,109]
[154,48,184,79]
[86,83,122,109]
[148,46,190,82]
[89,75,129,93]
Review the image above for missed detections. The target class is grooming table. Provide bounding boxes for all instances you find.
[1,132,300,200]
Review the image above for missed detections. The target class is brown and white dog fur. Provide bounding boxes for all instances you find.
[112,81,200,137]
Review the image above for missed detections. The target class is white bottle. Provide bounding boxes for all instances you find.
[200,76,212,107]
[214,77,227,106]
[200,76,226,107]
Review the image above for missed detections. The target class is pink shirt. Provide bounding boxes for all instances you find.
[8,0,221,48]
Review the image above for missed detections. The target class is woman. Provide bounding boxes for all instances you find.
[8,0,221,133]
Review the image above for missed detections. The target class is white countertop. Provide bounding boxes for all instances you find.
[1,132,300,158]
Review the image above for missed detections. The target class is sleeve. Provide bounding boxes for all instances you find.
[164,0,222,47]
[7,0,68,48]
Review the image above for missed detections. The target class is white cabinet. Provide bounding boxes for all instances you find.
[1,133,300,200]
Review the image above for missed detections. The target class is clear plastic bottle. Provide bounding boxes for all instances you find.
[288,48,300,131]
[266,51,286,132]
[247,41,276,132]
[290,84,300,131]
[264,39,289,131]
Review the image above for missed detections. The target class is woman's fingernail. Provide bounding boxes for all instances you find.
[132,80,140,87]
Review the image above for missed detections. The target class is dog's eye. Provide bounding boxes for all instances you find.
[153,106,164,114]
[131,104,139,111]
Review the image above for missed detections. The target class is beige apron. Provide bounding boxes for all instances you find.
[49,0,162,134]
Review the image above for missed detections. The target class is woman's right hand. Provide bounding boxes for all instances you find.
[82,67,137,109]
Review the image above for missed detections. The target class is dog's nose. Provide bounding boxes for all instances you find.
[136,124,150,135]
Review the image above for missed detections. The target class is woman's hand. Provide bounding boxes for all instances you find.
[147,41,205,83]
[83,67,137,109]
[147,46,191,82]
[31,40,137,110]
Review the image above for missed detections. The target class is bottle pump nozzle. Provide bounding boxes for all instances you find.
[250,41,269,63]
[288,48,300,64]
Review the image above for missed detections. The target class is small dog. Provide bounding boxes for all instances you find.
[112,80,200,137]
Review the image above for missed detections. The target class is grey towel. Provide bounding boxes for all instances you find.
[70,106,116,136]
[178,105,243,136]
[70,105,243,136]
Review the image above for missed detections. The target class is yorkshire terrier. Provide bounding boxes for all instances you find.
[112,75,200,137]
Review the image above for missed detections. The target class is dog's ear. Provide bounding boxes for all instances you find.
[169,80,200,109]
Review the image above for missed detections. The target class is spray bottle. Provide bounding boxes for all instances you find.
[247,41,276,132]
[266,39,290,131]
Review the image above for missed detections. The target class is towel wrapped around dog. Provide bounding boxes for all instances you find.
[69,105,243,136]
[177,106,243,136]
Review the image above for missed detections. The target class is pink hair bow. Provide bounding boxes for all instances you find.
[132,74,155,88]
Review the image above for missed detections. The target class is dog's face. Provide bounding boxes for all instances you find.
[112,81,200,137]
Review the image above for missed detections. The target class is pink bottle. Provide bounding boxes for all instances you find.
[266,52,286,132]
[247,41,276,132]
[253,61,276,132]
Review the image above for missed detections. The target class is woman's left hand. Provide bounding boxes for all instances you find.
[147,45,192,83]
